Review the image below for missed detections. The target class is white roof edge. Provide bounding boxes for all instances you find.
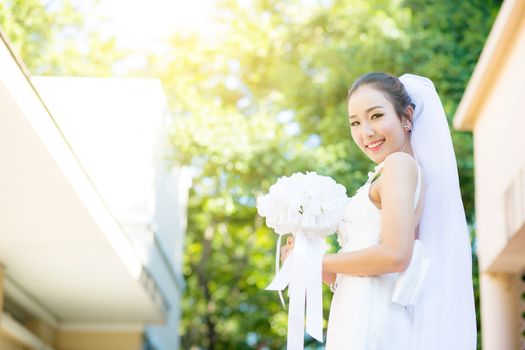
[0,25,143,280]
[1,27,167,320]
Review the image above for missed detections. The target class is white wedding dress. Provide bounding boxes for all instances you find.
[325,160,424,350]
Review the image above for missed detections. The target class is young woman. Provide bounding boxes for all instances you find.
[281,73,477,349]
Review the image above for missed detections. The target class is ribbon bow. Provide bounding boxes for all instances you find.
[266,229,327,350]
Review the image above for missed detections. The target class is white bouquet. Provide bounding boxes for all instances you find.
[257,171,348,350]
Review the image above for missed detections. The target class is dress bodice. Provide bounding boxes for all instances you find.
[326,159,429,349]
[336,160,421,252]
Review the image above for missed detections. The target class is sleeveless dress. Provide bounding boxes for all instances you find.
[325,160,423,350]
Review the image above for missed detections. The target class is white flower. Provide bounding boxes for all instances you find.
[256,171,349,237]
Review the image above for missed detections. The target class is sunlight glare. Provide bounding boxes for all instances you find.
[83,0,217,50]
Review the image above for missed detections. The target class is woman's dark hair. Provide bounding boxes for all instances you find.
[347,72,415,122]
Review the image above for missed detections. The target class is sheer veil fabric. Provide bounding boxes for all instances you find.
[399,74,477,349]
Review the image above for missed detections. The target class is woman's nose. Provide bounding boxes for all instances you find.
[363,123,375,137]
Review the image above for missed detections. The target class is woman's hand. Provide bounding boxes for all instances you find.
[280,236,295,263]
[322,253,336,285]
[281,236,336,285]
[322,270,336,286]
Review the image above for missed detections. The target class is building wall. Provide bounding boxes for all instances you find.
[472,12,525,272]
[520,270,525,350]
[0,335,25,350]
[1,31,184,350]
[0,265,22,350]
[56,331,142,350]
[0,326,145,350]
[469,10,525,350]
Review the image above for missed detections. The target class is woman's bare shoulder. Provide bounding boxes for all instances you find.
[380,152,419,193]
[383,151,417,170]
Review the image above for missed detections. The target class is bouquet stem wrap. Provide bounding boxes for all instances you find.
[266,229,327,349]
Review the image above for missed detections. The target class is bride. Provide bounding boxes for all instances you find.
[281,73,477,349]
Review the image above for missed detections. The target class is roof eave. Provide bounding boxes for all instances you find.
[453,0,525,131]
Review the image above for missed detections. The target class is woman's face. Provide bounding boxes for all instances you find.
[347,85,410,164]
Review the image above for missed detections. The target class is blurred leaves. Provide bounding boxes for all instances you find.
[149,1,501,348]
[0,0,122,75]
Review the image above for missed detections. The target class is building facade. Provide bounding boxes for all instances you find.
[0,29,189,350]
[453,0,525,348]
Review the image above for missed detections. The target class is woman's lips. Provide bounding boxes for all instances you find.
[367,139,385,152]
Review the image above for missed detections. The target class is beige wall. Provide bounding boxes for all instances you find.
[466,7,525,349]
[479,273,521,349]
[25,320,57,347]
[0,335,27,350]
[0,265,25,350]
[0,264,3,315]
[472,11,525,273]
[2,263,144,350]
[56,331,142,350]
[0,323,144,350]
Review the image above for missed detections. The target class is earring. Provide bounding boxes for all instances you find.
[404,124,411,131]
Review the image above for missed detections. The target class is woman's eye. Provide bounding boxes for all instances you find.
[350,114,381,127]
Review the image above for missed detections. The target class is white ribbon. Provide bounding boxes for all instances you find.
[266,229,327,349]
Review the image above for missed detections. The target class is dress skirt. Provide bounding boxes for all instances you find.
[325,273,412,350]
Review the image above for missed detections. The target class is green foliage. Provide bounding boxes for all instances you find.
[153,1,501,348]
[0,0,122,75]
[402,0,502,226]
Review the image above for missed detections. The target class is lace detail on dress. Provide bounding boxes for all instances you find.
[336,161,384,248]
[366,161,385,185]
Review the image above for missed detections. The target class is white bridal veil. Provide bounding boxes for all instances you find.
[399,74,477,350]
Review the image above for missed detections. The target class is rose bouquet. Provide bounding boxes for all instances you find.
[257,171,348,350]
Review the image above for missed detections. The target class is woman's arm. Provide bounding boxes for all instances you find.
[322,152,419,276]
[322,244,407,276]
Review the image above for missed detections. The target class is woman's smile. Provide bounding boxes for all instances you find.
[367,138,385,152]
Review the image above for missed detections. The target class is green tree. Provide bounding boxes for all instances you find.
[0,0,122,75]
[151,0,500,348]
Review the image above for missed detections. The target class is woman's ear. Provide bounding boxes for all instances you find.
[405,104,414,123]
[403,105,414,129]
